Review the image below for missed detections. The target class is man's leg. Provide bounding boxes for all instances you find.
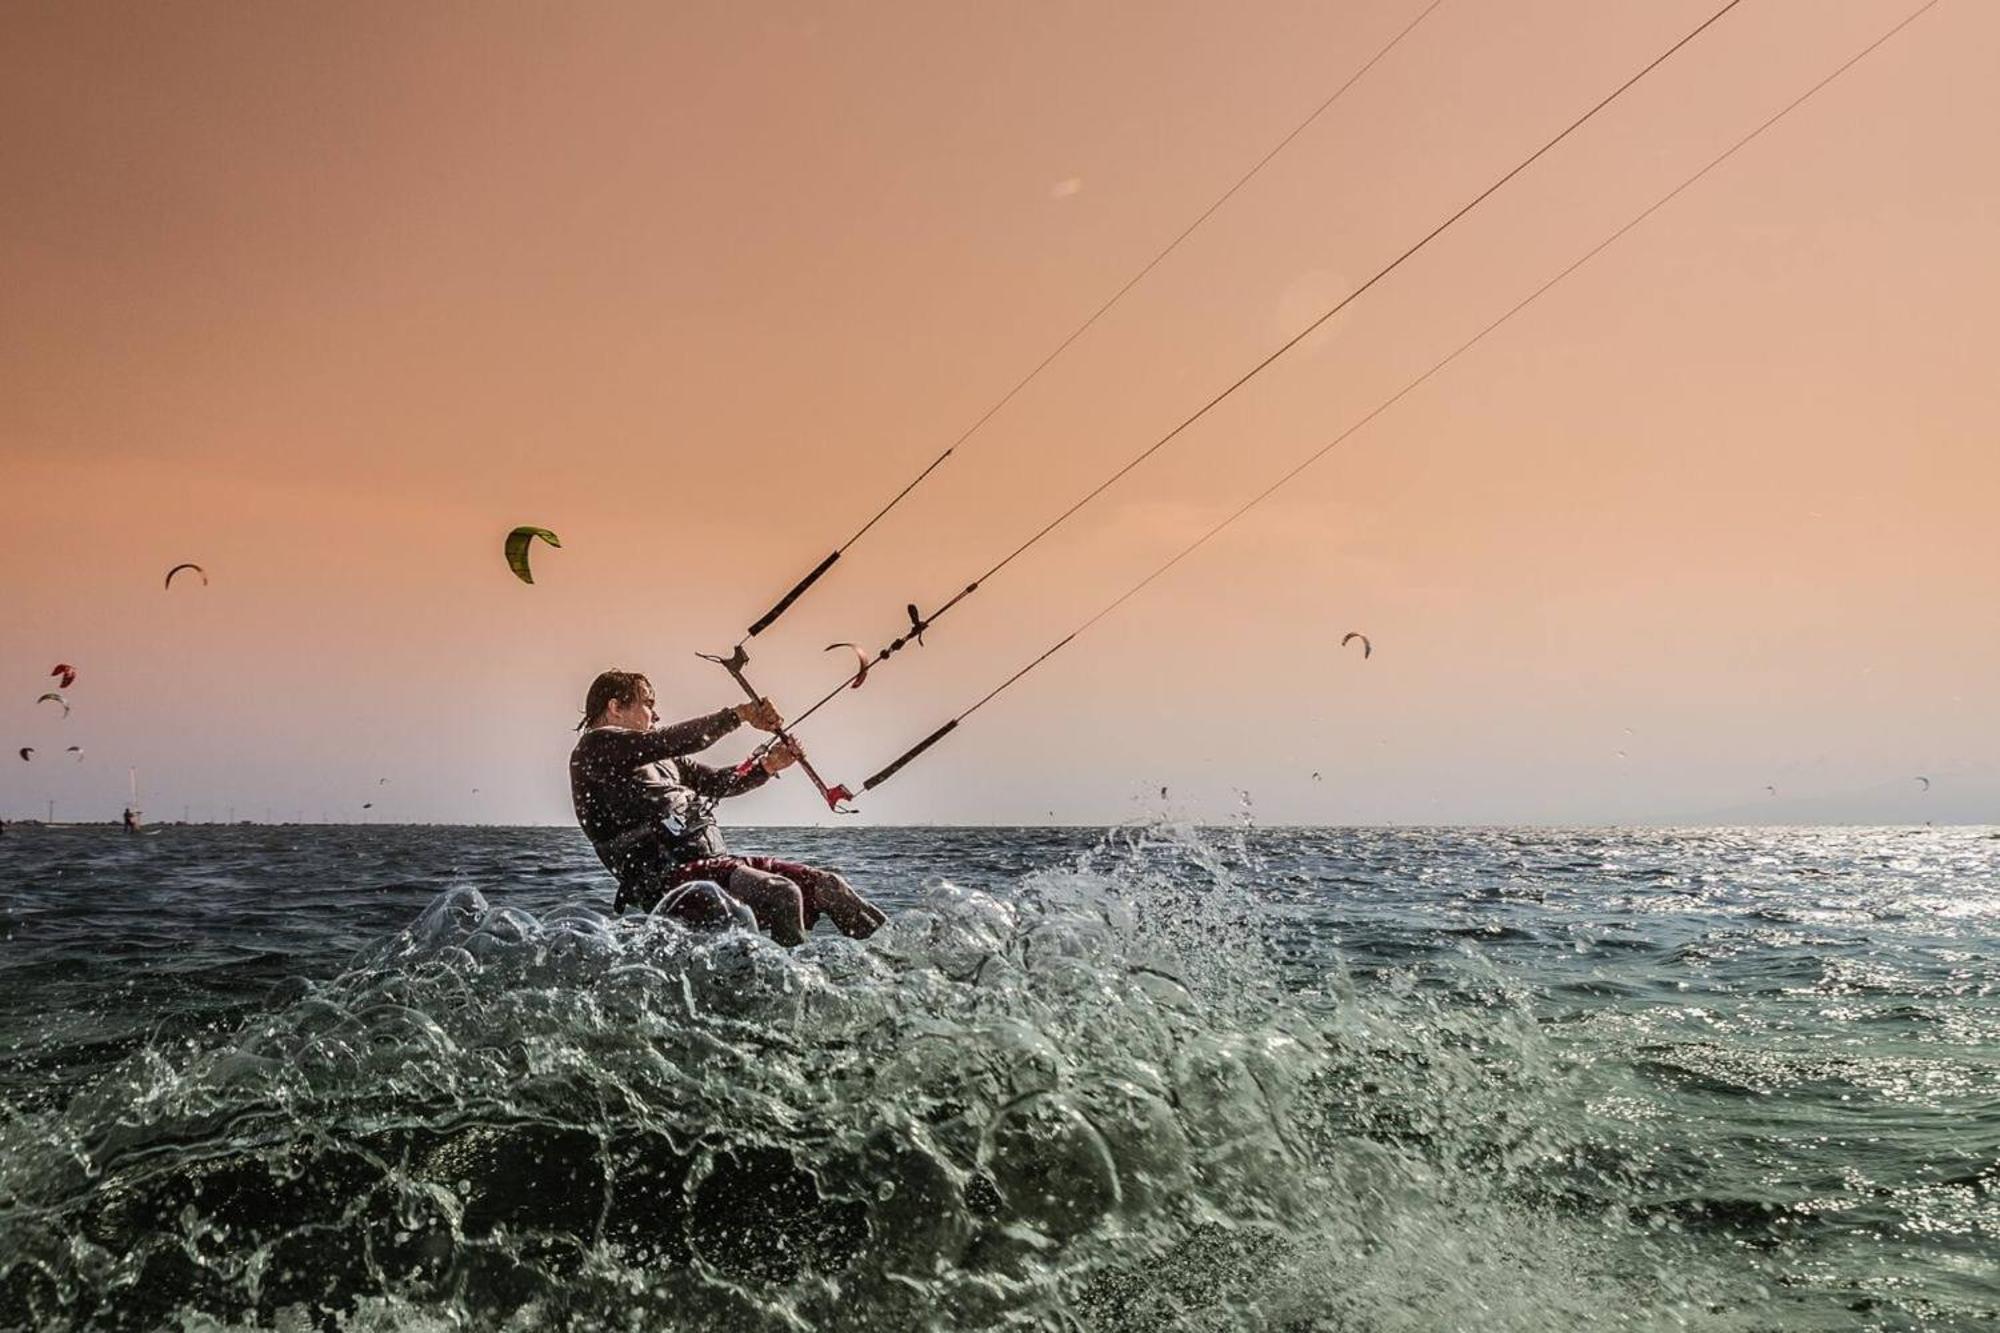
[799,868,887,939]
[745,859,887,940]
[724,866,809,947]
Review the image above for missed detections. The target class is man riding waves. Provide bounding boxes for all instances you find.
[569,670,886,945]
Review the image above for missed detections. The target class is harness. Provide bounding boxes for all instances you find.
[595,800,720,912]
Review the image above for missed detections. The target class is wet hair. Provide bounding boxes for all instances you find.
[579,670,651,730]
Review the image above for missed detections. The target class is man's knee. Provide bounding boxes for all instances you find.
[732,867,803,903]
[659,879,756,931]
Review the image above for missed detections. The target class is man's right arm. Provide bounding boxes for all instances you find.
[582,698,784,767]
[588,708,742,767]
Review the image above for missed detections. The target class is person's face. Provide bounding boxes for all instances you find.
[604,684,657,730]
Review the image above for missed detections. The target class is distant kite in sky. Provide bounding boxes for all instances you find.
[164,563,207,590]
[825,642,872,689]
[35,692,68,719]
[50,664,77,689]
[362,802,374,810]
[1915,776,1931,791]
[66,746,83,761]
[1342,632,1372,660]
[504,527,561,584]
[17,748,32,762]
[1765,785,1777,796]
[1312,771,1322,781]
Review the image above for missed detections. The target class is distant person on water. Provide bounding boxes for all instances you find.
[122,807,138,833]
[569,670,887,945]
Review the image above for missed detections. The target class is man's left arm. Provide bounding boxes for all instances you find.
[682,756,774,802]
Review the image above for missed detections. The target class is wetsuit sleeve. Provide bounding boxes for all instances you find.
[681,756,773,802]
[587,708,743,767]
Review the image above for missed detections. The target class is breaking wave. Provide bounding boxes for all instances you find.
[1,825,1755,1330]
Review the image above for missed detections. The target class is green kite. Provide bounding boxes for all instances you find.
[505,527,562,584]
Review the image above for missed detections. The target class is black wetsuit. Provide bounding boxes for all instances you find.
[569,709,771,911]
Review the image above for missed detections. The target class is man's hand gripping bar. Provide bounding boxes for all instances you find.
[698,645,857,813]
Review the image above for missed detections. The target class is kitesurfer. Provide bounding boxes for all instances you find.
[568,670,887,945]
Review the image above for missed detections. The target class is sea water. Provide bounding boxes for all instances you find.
[0,823,1993,1330]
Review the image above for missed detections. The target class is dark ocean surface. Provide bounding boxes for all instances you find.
[0,822,1994,1330]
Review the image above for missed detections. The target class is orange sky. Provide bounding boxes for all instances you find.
[4,0,1994,826]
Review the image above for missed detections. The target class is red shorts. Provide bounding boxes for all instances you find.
[666,855,829,929]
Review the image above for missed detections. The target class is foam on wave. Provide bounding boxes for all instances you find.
[0,823,1750,1331]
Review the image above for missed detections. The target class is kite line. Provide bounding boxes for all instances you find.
[838,0,1941,799]
[701,0,1937,807]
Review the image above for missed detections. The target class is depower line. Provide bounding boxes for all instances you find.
[841,0,1942,799]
